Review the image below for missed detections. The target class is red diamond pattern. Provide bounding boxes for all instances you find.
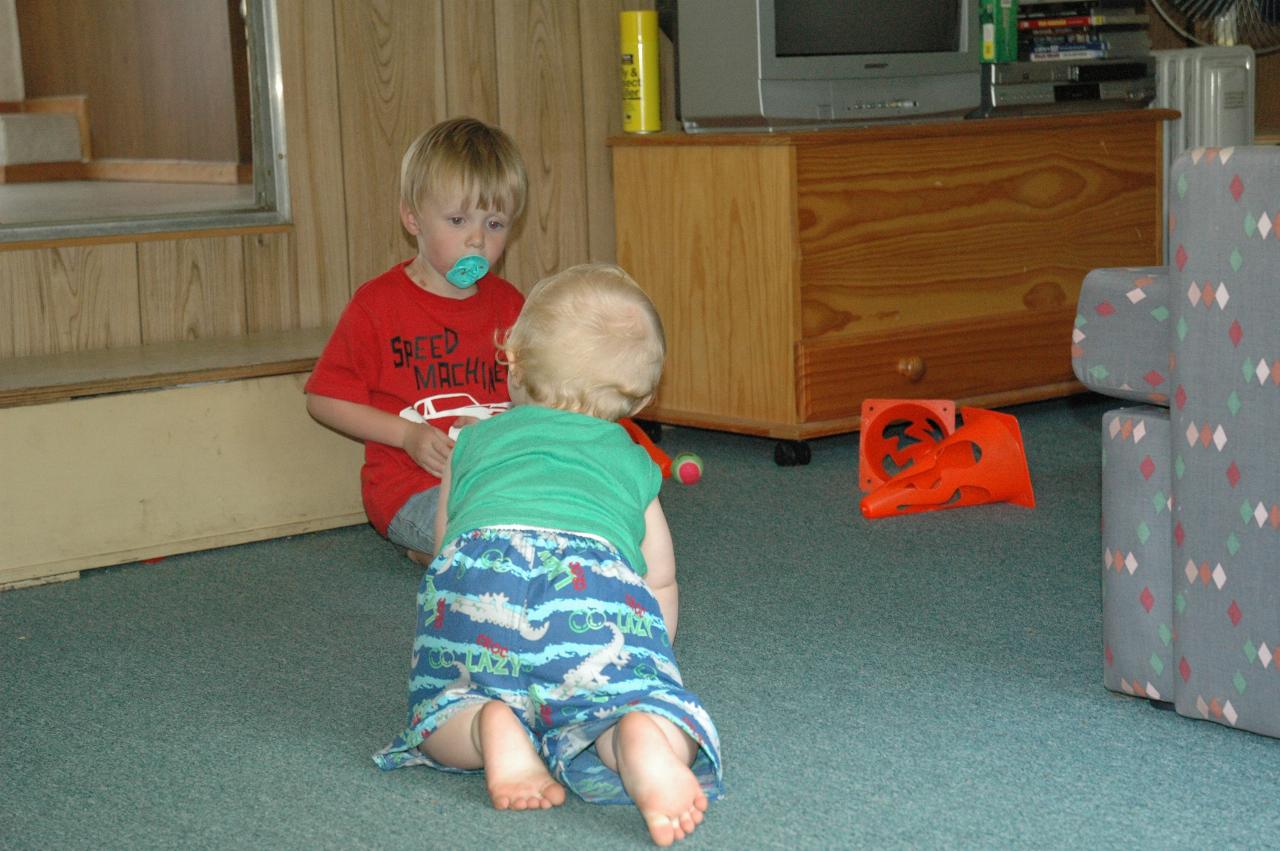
[1175,385,1187,410]
[1227,461,1241,488]
[1140,456,1156,480]
[1180,657,1191,682]
[1229,600,1243,626]
[1096,301,1116,317]
[1144,370,1165,387]
[1140,586,1155,613]
[1176,244,1188,270]
[1230,173,1245,201]
[1229,320,1244,347]
[1175,522,1185,547]
[1105,645,1114,667]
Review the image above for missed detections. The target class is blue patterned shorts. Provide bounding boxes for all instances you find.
[373,527,724,805]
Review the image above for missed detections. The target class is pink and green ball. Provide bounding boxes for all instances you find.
[672,452,703,485]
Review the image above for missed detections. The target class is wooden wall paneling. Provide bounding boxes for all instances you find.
[334,0,447,287]
[495,1,590,290]
[576,0,651,266]
[277,0,352,326]
[0,255,12,357]
[1260,55,1280,137]
[242,231,299,333]
[137,237,247,344]
[442,0,499,123]
[0,245,141,357]
[16,0,241,162]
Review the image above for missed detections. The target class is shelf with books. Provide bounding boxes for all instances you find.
[1017,1,1151,62]
[978,0,1156,114]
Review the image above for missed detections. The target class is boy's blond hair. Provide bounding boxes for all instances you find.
[400,117,528,219]
[505,264,665,422]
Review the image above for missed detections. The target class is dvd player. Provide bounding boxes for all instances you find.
[990,57,1155,86]
[980,58,1156,113]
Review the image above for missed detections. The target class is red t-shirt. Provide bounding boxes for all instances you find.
[304,261,524,534]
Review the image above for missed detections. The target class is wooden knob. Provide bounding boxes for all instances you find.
[897,355,926,382]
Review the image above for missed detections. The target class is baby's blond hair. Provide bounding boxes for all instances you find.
[505,264,665,421]
[400,117,528,219]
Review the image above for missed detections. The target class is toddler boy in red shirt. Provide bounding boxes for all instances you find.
[305,117,527,562]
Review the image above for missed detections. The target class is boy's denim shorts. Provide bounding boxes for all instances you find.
[385,487,441,555]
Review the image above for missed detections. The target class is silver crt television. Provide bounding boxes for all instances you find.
[669,0,981,132]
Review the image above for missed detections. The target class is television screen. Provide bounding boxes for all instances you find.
[671,0,980,130]
[774,0,962,56]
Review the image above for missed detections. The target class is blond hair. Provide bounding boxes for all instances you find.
[505,264,665,421]
[400,117,528,219]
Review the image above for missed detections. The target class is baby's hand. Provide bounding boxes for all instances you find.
[402,422,453,476]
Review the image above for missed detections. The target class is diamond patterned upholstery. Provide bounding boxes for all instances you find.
[1074,146,1280,737]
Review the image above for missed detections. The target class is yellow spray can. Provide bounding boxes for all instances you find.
[620,10,660,133]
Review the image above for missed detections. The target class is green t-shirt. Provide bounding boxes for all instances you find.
[446,405,662,575]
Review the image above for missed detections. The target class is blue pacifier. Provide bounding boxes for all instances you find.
[445,255,489,288]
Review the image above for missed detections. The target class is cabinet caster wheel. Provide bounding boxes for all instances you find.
[633,418,663,443]
[773,439,811,466]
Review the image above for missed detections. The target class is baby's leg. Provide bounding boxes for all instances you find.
[596,712,708,846]
[419,700,566,811]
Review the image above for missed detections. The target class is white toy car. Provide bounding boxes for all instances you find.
[399,393,509,438]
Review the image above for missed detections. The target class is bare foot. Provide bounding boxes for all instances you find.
[406,549,433,566]
[477,701,566,811]
[613,713,708,846]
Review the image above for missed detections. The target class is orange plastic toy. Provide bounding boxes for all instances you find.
[860,406,1035,519]
[620,417,672,478]
[858,398,956,492]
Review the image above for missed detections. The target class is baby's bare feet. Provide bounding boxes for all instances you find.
[477,701,566,811]
[614,713,708,846]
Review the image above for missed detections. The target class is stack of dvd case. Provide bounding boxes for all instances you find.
[1017,0,1151,62]
[975,0,1156,115]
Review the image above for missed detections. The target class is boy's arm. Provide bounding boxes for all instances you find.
[305,393,454,477]
[640,497,679,642]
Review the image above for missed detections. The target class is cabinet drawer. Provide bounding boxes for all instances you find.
[798,308,1078,422]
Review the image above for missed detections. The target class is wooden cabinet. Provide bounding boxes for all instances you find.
[610,109,1174,442]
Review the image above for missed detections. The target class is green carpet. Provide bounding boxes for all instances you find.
[4,394,1279,849]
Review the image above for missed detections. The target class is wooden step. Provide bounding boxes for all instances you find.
[0,327,330,409]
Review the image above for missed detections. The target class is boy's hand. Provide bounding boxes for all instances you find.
[402,422,454,477]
